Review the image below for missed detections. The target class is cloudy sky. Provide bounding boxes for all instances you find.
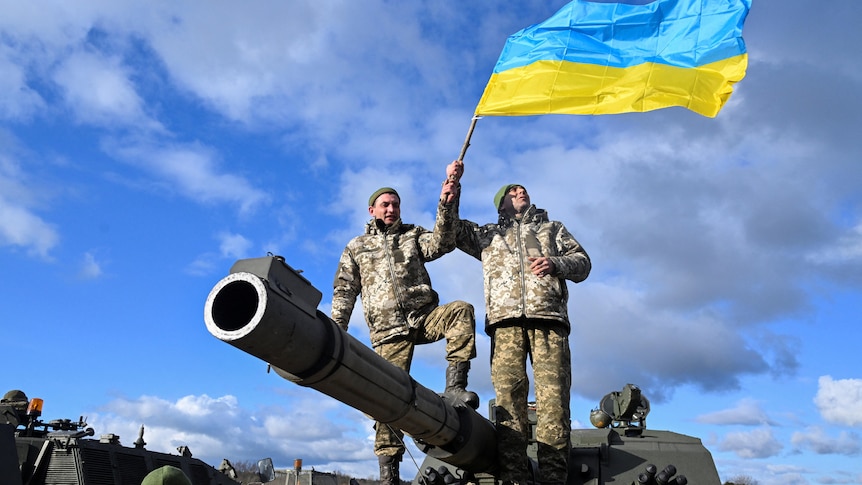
[2,1,861,484]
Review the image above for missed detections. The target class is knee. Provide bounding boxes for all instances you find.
[452,300,475,321]
[452,300,473,313]
[493,373,529,394]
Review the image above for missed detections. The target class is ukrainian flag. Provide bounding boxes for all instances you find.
[475,0,751,118]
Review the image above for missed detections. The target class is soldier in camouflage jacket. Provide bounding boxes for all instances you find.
[454,172,591,485]
[331,178,479,485]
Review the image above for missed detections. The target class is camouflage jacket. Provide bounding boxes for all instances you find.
[456,205,590,333]
[331,199,458,346]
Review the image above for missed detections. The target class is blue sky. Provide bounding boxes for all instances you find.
[2,1,861,484]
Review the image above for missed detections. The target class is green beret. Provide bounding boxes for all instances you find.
[142,466,192,485]
[369,187,399,207]
[493,184,521,211]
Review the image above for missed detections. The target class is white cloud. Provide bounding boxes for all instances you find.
[696,398,776,426]
[218,232,252,260]
[79,251,104,279]
[185,233,254,277]
[0,46,46,120]
[0,147,59,259]
[136,1,329,122]
[0,196,58,260]
[149,147,265,212]
[185,254,218,277]
[54,50,162,131]
[106,140,270,214]
[89,391,375,476]
[814,376,862,426]
[718,427,783,459]
[174,394,240,418]
[790,426,861,456]
[807,222,862,265]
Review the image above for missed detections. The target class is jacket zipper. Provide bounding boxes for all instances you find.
[383,231,406,322]
[515,220,527,316]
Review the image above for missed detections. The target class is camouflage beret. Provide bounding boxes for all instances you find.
[369,187,399,207]
[142,466,192,485]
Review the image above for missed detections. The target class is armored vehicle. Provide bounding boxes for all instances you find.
[203,255,721,485]
[1,390,274,485]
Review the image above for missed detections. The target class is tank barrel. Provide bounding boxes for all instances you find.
[203,257,496,473]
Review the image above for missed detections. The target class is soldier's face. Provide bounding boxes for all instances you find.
[501,185,530,216]
[369,193,401,225]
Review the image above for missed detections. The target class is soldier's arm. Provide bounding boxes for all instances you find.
[419,162,463,260]
[549,223,591,283]
[454,217,484,261]
[331,246,361,330]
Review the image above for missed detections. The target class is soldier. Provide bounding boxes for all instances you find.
[452,160,591,485]
[1,390,29,427]
[331,169,479,485]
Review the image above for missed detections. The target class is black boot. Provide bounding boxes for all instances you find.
[444,361,480,409]
[379,455,400,485]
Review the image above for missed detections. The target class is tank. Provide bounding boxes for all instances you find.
[203,255,721,485]
[1,390,274,485]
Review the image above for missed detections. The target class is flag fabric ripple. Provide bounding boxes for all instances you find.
[475,0,752,118]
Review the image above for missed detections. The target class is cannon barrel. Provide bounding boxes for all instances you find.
[203,256,496,473]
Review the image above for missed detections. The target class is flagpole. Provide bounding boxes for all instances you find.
[457,116,480,161]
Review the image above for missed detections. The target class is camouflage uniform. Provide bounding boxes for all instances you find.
[332,198,477,458]
[456,205,590,484]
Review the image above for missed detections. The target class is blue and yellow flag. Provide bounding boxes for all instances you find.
[475,0,751,118]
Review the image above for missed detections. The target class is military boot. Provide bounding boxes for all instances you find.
[444,361,480,409]
[379,454,400,485]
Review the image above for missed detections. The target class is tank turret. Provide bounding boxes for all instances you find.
[204,256,721,485]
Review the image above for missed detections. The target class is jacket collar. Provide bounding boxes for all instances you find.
[366,217,404,235]
[498,204,546,226]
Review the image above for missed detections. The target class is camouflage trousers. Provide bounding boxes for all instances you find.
[372,300,476,457]
[491,322,571,484]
